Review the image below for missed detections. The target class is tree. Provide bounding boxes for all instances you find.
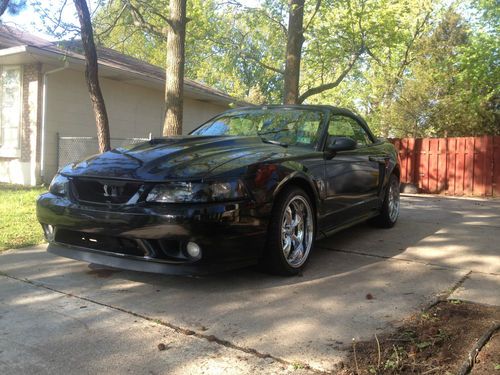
[0,0,9,16]
[238,0,360,105]
[94,0,435,110]
[283,0,304,104]
[94,0,498,137]
[95,0,333,104]
[112,0,188,135]
[358,4,434,136]
[231,0,363,104]
[163,0,187,136]
[363,4,498,137]
[0,0,26,17]
[73,0,111,152]
[94,1,283,103]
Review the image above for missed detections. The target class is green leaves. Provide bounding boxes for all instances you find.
[92,0,498,136]
[415,341,432,349]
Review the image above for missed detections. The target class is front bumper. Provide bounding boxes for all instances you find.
[37,193,271,274]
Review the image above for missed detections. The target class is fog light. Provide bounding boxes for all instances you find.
[43,224,55,241]
[186,242,201,258]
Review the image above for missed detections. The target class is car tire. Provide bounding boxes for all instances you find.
[371,173,400,228]
[264,186,316,276]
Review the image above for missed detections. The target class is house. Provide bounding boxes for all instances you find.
[0,25,244,186]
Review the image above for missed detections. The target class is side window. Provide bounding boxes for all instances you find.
[328,115,372,147]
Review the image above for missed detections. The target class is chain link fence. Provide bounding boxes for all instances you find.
[57,135,150,168]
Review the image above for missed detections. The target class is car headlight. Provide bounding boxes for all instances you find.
[146,180,247,203]
[49,174,69,196]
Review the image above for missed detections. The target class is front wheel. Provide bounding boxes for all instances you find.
[371,174,400,228]
[264,187,316,275]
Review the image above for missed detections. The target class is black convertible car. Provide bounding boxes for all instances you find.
[37,105,400,276]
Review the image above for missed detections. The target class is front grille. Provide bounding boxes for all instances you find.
[71,178,142,204]
[55,229,145,257]
[54,229,187,261]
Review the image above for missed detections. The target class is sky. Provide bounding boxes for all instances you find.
[1,0,263,41]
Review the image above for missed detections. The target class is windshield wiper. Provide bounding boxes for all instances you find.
[257,128,288,136]
[257,128,289,148]
[260,138,288,148]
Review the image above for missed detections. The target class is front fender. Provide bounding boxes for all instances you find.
[244,159,325,213]
[379,145,400,199]
[273,171,321,203]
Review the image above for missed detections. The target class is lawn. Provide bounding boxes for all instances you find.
[0,183,47,251]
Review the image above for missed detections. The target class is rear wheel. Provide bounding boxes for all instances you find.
[371,174,400,228]
[264,187,315,275]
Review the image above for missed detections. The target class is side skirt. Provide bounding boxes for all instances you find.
[316,210,380,240]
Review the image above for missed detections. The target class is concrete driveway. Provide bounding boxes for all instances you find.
[1,196,499,374]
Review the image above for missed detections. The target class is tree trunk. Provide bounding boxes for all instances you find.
[163,0,187,136]
[73,0,111,153]
[283,0,305,105]
[0,0,10,17]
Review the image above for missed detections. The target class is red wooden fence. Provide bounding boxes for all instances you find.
[391,136,500,197]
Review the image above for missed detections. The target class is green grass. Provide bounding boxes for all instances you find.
[0,183,47,251]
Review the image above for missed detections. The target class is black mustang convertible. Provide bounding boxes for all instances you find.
[37,105,400,276]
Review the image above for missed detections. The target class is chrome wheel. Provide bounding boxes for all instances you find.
[388,177,400,222]
[281,195,314,268]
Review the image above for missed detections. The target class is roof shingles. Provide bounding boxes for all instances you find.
[0,24,240,104]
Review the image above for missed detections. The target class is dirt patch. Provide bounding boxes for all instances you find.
[471,331,500,375]
[338,301,500,374]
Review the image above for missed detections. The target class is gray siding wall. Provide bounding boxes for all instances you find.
[43,69,228,182]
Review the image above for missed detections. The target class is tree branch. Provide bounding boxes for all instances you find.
[32,1,81,38]
[303,0,321,32]
[202,31,285,75]
[97,3,127,38]
[298,47,362,103]
[0,0,9,17]
[55,0,69,27]
[150,8,172,26]
[227,0,287,34]
[125,0,166,38]
[257,9,287,34]
[240,51,285,74]
[396,11,431,80]
[365,46,382,65]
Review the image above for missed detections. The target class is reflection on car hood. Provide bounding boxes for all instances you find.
[59,136,304,181]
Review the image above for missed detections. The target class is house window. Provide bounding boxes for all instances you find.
[0,65,22,156]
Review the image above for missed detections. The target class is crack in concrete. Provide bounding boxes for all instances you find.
[317,246,481,313]
[317,246,499,276]
[0,272,328,374]
[425,270,472,310]
[403,220,500,230]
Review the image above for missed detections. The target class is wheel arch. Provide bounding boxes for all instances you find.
[379,163,401,201]
[391,164,401,179]
[272,173,321,222]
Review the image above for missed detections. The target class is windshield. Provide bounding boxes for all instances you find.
[191,108,324,148]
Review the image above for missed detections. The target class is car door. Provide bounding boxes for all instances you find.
[322,113,386,230]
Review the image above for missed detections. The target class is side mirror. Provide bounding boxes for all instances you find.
[326,137,357,153]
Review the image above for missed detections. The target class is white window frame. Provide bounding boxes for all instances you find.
[0,65,23,158]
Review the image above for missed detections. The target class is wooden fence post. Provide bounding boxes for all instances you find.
[391,135,498,197]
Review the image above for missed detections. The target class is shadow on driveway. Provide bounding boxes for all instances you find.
[1,196,498,371]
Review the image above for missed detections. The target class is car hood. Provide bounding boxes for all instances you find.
[60,136,303,181]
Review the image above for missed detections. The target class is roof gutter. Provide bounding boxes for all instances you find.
[40,61,69,180]
[0,45,28,56]
[23,45,247,106]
